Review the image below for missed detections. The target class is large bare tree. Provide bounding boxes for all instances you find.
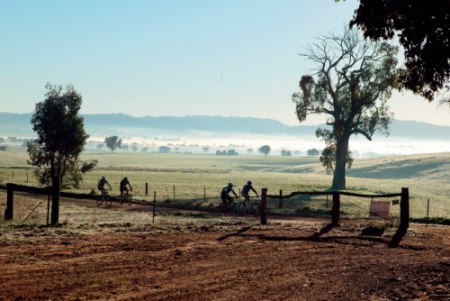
[292,27,398,190]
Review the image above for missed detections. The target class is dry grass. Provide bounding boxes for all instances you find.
[1,149,449,218]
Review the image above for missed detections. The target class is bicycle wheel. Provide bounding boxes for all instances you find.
[105,194,112,207]
[231,202,240,215]
[218,202,228,213]
[235,202,242,215]
[96,196,103,207]
[127,194,132,206]
[251,203,260,217]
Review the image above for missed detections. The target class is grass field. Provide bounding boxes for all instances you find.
[1,147,449,218]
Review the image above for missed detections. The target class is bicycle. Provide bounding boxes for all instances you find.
[120,190,133,206]
[218,199,240,214]
[97,188,112,207]
[238,198,260,217]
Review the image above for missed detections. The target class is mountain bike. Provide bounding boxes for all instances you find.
[97,188,112,207]
[120,190,133,206]
[238,198,260,217]
[218,199,240,214]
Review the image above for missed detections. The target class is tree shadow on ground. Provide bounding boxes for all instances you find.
[217,225,256,241]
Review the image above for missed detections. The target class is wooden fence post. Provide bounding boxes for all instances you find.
[261,188,267,225]
[145,182,148,196]
[47,194,51,225]
[4,184,13,221]
[279,189,283,208]
[152,191,156,224]
[331,191,340,226]
[400,187,409,229]
[390,187,409,247]
[51,176,60,225]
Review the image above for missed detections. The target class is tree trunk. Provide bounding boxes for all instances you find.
[332,135,350,190]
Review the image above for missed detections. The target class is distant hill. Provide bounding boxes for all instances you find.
[1,112,450,140]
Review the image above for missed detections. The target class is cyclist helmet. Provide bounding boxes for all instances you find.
[228,182,233,188]
[247,180,252,185]
[124,177,128,181]
[101,176,105,180]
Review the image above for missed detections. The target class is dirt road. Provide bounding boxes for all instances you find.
[0,219,449,300]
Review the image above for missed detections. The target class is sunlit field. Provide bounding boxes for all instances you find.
[1,146,449,219]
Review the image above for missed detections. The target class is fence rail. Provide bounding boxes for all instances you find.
[1,183,410,247]
[260,187,409,247]
[1,177,60,225]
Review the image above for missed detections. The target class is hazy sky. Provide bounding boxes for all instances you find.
[1,0,449,126]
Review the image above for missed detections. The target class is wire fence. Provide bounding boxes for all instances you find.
[1,181,448,223]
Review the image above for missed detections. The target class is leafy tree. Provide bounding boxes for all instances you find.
[104,136,122,153]
[141,147,149,153]
[258,145,271,157]
[202,146,209,153]
[337,0,450,101]
[121,144,129,152]
[281,149,292,156]
[159,146,171,153]
[96,143,104,151]
[306,148,320,156]
[131,144,139,152]
[247,148,253,154]
[216,149,238,156]
[27,83,96,188]
[317,128,353,174]
[227,149,238,156]
[292,27,397,189]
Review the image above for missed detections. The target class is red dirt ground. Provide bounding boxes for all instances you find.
[0,199,449,300]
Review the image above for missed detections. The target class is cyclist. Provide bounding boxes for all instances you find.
[119,177,133,204]
[98,176,112,198]
[221,182,238,206]
[241,180,258,201]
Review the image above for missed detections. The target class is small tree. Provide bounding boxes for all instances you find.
[281,149,292,156]
[307,148,320,156]
[258,145,271,157]
[159,146,171,153]
[104,136,122,153]
[202,146,209,153]
[27,83,96,188]
[247,148,253,154]
[227,149,238,156]
[121,144,129,152]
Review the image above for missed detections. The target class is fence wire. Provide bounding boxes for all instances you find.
[0,190,50,226]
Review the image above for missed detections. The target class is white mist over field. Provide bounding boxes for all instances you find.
[88,133,450,157]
